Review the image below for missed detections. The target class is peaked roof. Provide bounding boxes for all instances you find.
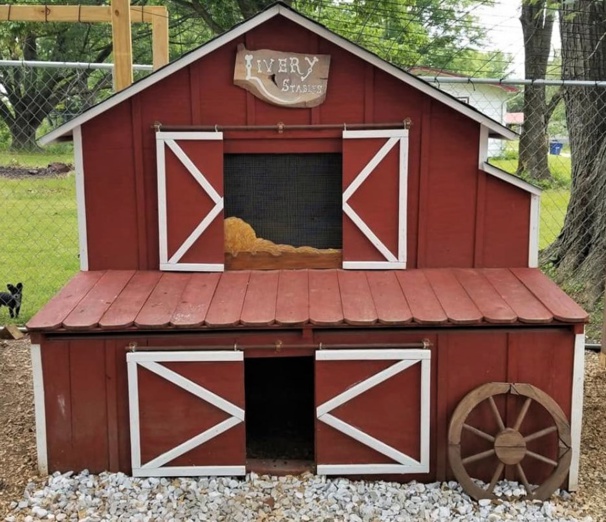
[40,2,517,145]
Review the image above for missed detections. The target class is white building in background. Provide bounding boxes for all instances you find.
[408,67,518,157]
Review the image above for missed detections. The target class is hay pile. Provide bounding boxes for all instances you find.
[224,217,339,256]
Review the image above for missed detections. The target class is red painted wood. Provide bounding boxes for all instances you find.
[99,271,162,329]
[316,358,422,466]
[453,269,517,324]
[205,271,251,327]
[104,340,120,472]
[171,273,221,328]
[511,267,588,323]
[422,105,479,268]
[62,270,135,329]
[342,136,400,263]
[69,339,109,472]
[396,270,447,324]
[131,97,149,269]
[424,269,482,324]
[27,271,105,330]
[42,341,73,471]
[135,273,191,328]
[275,270,310,325]
[137,360,245,468]
[365,271,413,324]
[240,271,279,326]
[507,329,574,485]
[481,176,530,267]
[473,170,487,267]
[337,270,378,325]
[444,330,509,482]
[165,138,224,265]
[483,268,553,324]
[309,270,343,325]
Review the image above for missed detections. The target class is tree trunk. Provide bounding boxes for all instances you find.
[8,120,40,151]
[517,1,554,182]
[543,0,606,304]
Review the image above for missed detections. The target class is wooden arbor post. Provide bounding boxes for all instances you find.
[0,1,169,91]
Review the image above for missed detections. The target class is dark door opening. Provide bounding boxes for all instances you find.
[245,356,315,463]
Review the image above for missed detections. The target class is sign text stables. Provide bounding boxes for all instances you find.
[234,45,330,108]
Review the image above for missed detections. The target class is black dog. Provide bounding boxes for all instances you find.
[0,283,23,318]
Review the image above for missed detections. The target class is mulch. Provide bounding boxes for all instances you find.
[0,163,72,179]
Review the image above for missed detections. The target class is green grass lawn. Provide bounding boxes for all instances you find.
[0,155,78,325]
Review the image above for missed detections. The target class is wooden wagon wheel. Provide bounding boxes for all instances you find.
[448,382,572,501]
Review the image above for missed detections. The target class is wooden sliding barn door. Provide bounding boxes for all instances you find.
[127,351,245,477]
[156,131,224,271]
[315,349,430,475]
[342,129,408,269]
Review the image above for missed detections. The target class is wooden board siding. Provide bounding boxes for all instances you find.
[421,106,480,268]
[38,327,575,482]
[480,175,531,267]
[77,13,529,272]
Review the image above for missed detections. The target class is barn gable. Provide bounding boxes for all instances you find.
[40,1,538,274]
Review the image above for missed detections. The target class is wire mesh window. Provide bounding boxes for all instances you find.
[224,153,343,249]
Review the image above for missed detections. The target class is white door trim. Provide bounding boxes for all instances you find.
[316,348,430,474]
[157,132,224,272]
[127,350,244,477]
[342,129,408,269]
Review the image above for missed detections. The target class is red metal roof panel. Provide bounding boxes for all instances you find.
[27,268,587,332]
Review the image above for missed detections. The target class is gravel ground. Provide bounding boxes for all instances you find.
[1,338,605,521]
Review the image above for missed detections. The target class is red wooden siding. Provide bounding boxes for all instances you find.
[136,360,245,468]
[315,359,423,466]
[161,137,224,267]
[38,327,576,481]
[480,174,531,267]
[77,13,531,272]
[27,268,588,332]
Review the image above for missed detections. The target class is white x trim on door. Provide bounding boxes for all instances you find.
[316,349,430,475]
[342,129,408,269]
[127,351,244,477]
[157,131,224,271]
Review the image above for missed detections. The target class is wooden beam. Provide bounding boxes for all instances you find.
[111,0,133,91]
[151,9,169,71]
[0,4,170,85]
[0,4,167,23]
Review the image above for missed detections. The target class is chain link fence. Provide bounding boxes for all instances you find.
[0,60,603,340]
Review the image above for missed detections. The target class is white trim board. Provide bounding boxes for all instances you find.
[30,344,48,475]
[73,126,89,271]
[156,132,225,272]
[568,331,585,491]
[316,349,430,474]
[343,129,408,269]
[481,162,542,196]
[39,3,515,146]
[127,350,245,477]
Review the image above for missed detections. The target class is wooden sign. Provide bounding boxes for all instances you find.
[234,44,330,108]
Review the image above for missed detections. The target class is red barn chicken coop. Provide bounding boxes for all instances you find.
[28,2,587,501]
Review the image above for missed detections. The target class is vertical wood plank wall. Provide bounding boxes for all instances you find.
[80,16,531,271]
[40,327,575,478]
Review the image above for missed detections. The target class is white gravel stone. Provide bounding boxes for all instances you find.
[4,471,592,522]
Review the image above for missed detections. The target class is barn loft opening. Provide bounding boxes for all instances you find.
[224,153,343,250]
[244,356,315,464]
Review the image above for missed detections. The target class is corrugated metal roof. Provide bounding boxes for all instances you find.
[27,268,587,332]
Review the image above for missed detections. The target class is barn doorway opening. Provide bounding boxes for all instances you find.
[244,356,315,466]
